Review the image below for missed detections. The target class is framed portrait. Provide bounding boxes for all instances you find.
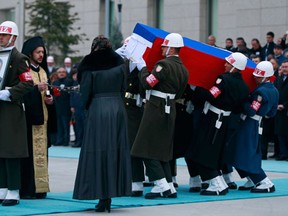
[0,50,12,90]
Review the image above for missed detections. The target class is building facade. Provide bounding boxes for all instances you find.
[1,0,288,58]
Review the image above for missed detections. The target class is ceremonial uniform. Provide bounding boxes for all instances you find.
[0,47,34,204]
[226,82,279,181]
[173,85,195,159]
[131,54,188,198]
[188,52,250,195]
[169,85,195,183]
[131,56,188,162]
[123,61,147,189]
[191,72,249,175]
[226,61,278,193]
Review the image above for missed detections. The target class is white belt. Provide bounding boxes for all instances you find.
[146,90,176,114]
[203,102,231,116]
[203,102,231,129]
[240,114,262,122]
[146,90,176,100]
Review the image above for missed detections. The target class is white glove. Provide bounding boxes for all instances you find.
[137,58,146,71]
[190,84,196,91]
[0,90,11,101]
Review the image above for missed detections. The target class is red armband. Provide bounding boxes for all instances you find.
[209,86,221,98]
[18,70,33,82]
[251,100,261,111]
[146,74,159,87]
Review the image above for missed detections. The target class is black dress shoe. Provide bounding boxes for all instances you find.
[131,191,143,197]
[189,186,201,192]
[238,185,254,191]
[227,182,238,190]
[250,185,275,193]
[200,188,228,196]
[173,182,178,188]
[144,189,171,199]
[167,193,177,198]
[2,199,19,206]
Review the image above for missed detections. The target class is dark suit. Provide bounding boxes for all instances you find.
[274,74,288,158]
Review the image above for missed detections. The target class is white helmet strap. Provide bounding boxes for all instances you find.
[259,77,267,83]
[229,66,235,73]
[165,47,171,57]
[5,35,14,47]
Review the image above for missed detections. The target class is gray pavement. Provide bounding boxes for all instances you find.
[44,154,288,216]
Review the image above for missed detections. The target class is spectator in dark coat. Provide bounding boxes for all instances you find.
[69,68,85,148]
[52,67,73,146]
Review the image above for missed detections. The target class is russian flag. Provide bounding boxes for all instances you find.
[126,23,257,91]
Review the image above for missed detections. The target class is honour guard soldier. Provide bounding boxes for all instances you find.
[131,33,189,199]
[116,37,147,196]
[0,21,34,206]
[226,61,278,193]
[188,52,249,195]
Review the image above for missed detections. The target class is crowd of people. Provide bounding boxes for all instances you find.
[0,19,287,214]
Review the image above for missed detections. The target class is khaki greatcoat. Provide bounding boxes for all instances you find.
[0,47,34,158]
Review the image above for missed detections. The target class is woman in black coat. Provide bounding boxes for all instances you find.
[73,35,131,212]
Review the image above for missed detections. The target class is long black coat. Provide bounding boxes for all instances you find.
[73,49,131,200]
[131,56,189,162]
[0,48,34,158]
[191,72,249,169]
[124,63,145,148]
[173,85,195,159]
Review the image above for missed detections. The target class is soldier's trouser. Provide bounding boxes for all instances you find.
[131,156,145,182]
[236,168,266,184]
[221,163,233,174]
[169,159,177,177]
[0,158,21,190]
[185,158,220,181]
[143,159,172,182]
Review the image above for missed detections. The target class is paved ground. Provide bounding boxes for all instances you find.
[43,154,288,216]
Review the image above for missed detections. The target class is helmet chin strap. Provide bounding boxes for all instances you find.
[165,47,171,57]
[260,77,266,83]
[4,35,13,47]
[229,67,235,73]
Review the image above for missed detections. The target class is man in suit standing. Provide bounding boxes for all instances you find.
[274,60,288,160]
